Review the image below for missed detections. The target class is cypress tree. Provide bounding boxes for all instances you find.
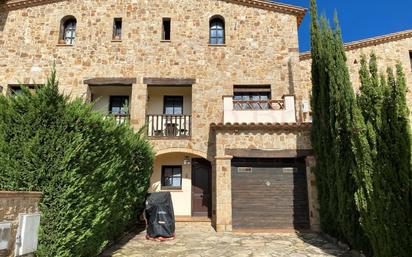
[372,65,412,256]
[310,0,339,236]
[310,0,371,251]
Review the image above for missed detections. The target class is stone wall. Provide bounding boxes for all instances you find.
[299,35,412,122]
[213,126,316,231]
[0,191,42,257]
[0,0,303,156]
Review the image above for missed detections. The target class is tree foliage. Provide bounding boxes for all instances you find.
[310,0,371,252]
[0,70,154,257]
[357,55,412,256]
[311,0,412,255]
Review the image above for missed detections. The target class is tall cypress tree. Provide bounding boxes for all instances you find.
[372,65,412,256]
[310,0,371,251]
[310,0,339,235]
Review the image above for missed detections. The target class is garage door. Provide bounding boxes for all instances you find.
[231,158,310,230]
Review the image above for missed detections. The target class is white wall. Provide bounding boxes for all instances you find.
[90,86,132,115]
[147,86,192,115]
[223,95,296,123]
[149,153,194,216]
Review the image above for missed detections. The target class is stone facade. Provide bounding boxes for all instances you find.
[2,0,411,234]
[299,31,412,122]
[0,0,309,232]
[0,191,42,257]
[212,124,315,231]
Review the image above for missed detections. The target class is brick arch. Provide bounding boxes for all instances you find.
[155,148,208,160]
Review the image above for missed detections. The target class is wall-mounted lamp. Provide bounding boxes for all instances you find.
[183,156,191,165]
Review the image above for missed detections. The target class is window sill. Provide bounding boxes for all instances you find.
[160,188,183,192]
[160,40,171,43]
[208,44,226,47]
[56,44,73,47]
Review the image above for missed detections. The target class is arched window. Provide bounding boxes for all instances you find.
[59,16,77,45]
[209,16,225,45]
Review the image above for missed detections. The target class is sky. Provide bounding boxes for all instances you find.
[275,0,412,52]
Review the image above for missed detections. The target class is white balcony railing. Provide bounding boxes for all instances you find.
[223,95,296,123]
[146,115,191,137]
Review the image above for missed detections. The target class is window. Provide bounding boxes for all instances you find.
[162,18,171,41]
[233,85,271,110]
[161,166,182,189]
[209,16,225,45]
[59,16,77,45]
[8,84,40,96]
[113,18,122,40]
[109,96,129,115]
[409,51,412,70]
[164,96,183,115]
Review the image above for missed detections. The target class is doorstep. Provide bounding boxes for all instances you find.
[175,215,211,222]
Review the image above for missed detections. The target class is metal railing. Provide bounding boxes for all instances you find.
[146,115,191,137]
[233,99,285,110]
[107,113,130,124]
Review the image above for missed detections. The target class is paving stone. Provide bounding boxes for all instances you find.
[100,226,351,257]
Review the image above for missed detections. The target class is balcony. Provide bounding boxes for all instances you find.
[89,84,132,124]
[146,85,192,138]
[109,113,130,124]
[146,114,191,137]
[223,95,296,123]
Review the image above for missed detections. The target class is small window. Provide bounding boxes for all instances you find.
[209,16,225,45]
[233,85,271,110]
[161,166,182,189]
[109,96,129,115]
[113,18,122,40]
[8,84,40,96]
[59,16,77,45]
[164,96,183,115]
[162,18,171,41]
[409,51,412,70]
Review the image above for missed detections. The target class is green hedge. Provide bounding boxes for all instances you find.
[0,71,154,257]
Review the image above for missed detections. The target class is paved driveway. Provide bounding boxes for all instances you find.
[101,223,351,257]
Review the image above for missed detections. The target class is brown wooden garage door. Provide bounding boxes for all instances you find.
[231,158,310,230]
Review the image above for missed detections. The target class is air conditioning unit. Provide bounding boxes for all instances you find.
[14,213,41,256]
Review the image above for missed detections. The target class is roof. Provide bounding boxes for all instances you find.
[0,0,307,26]
[300,29,412,61]
[211,122,311,130]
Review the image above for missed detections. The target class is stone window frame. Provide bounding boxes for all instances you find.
[209,15,225,45]
[58,15,77,45]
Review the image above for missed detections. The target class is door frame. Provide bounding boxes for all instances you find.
[191,158,212,217]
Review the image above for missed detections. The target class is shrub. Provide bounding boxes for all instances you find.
[0,70,154,257]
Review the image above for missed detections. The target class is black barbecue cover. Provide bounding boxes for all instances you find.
[145,192,175,238]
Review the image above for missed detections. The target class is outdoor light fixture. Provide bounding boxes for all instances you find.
[183,156,191,165]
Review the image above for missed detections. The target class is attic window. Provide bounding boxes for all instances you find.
[113,18,122,40]
[162,18,171,41]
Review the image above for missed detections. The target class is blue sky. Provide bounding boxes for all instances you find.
[276,0,412,51]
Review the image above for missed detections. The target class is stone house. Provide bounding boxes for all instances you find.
[0,0,411,233]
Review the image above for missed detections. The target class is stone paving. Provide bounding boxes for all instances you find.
[100,223,352,257]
